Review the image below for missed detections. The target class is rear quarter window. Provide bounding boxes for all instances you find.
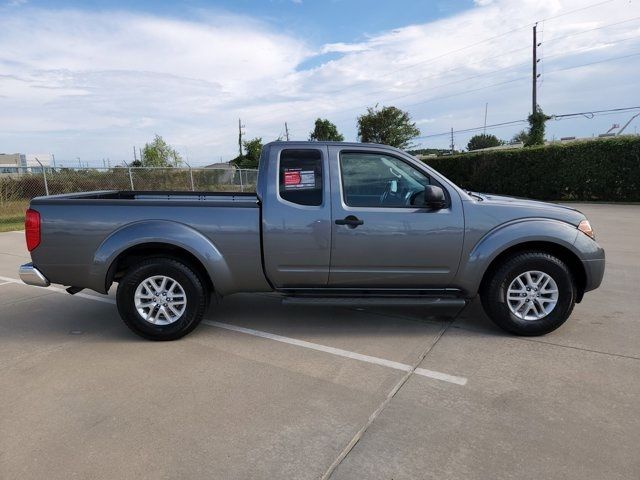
[279,149,323,206]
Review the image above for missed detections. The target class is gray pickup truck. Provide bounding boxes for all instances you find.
[20,141,605,340]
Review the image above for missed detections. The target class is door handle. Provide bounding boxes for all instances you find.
[335,215,364,228]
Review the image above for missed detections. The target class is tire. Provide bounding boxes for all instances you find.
[116,257,208,341]
[480,251,576,336]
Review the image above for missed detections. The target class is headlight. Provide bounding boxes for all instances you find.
[578,219,595,239]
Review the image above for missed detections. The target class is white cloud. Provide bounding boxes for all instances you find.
[1,0,639,163]
[320,42,370,54]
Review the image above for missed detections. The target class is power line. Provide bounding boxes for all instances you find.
[543,16,640,44]
[241,10,640,131]
[355,51,640,115]
[256,22,640,130]
[552,106,640,119]
[251,47,640,143]
[417,119,529,139]
[545,51,640,76]
[416,105,640,140]
[329,0,623,94]
[540,0,617,22]
[225,3,637,145]
[332,21,640,118]
[543,34,640,62]
[257,2,636,127]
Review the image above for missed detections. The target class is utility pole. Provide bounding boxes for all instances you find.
[284,122,290,141]
[532,23,539,114]
[238,118,245,156]
[133,146,138,162]
[483,103,488,134]
[450,127,454,154]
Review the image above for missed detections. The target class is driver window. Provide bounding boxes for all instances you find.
[340,152,430,207]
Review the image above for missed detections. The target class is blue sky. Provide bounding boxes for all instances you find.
[1,0,640,165]
[22,0,474,44]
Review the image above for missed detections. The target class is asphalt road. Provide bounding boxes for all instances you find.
[0,203,638,479]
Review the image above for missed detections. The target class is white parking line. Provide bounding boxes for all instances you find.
[204,320,467,385]
[0,281,11,287]
[0,275,467,386]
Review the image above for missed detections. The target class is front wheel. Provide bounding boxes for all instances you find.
[481,252,576,336]
[116,258,208,341]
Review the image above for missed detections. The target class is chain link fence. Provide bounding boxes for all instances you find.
[0,166,258,231]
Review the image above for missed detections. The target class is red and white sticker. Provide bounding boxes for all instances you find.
[284,170,301,185]
[283,168,316,189]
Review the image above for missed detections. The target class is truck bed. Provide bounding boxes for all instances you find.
[29,190,268,294]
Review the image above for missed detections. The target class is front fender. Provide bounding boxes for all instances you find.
[455,218,580,296]
[89,220,232,294]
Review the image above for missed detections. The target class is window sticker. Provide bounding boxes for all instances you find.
[283,168,316,190]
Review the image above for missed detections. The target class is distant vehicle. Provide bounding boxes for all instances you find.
[19,141,604,340]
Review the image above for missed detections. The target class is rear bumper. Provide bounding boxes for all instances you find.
[19,263,50,287]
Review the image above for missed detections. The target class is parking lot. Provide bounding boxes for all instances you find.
[0,203,638,479]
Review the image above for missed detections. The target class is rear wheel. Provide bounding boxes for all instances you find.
[116,258,207,341]
[481,252,576,336]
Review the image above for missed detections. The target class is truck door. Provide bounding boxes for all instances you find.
[261,145,332,288]
[328,145,464,288]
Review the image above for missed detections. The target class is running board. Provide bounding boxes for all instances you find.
[282,296,467,307]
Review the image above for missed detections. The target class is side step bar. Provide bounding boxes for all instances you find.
[282,296,467,307]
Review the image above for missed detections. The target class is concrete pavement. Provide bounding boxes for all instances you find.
[0,204,638,479]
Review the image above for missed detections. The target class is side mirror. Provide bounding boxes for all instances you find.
[424,185,446,210]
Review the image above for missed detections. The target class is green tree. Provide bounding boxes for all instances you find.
[357,105,420,149]
[309,118,344,141]
[511,129,529,144]
[467,133,503,151]
[141,135,183,167]
[230,137,263,169]
[525,107,551,147]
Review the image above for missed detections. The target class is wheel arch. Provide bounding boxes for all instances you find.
[91,220,233,294]
[479,241,587,302]
[456,219,587,302]
[106,242,214,295]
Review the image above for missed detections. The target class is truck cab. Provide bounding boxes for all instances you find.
[259,142,464,291]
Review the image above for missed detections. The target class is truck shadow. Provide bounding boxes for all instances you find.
[0,290,504,346]
[199,293,505,341]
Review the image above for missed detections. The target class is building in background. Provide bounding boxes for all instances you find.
[0,153,27,174]
[0,153,52,175]
[26,154,53,173]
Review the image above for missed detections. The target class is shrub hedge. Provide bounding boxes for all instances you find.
[423,136,640,202]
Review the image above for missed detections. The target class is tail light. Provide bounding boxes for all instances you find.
[25,209,41,251]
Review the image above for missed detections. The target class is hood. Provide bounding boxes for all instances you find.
[470,192,586,226]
